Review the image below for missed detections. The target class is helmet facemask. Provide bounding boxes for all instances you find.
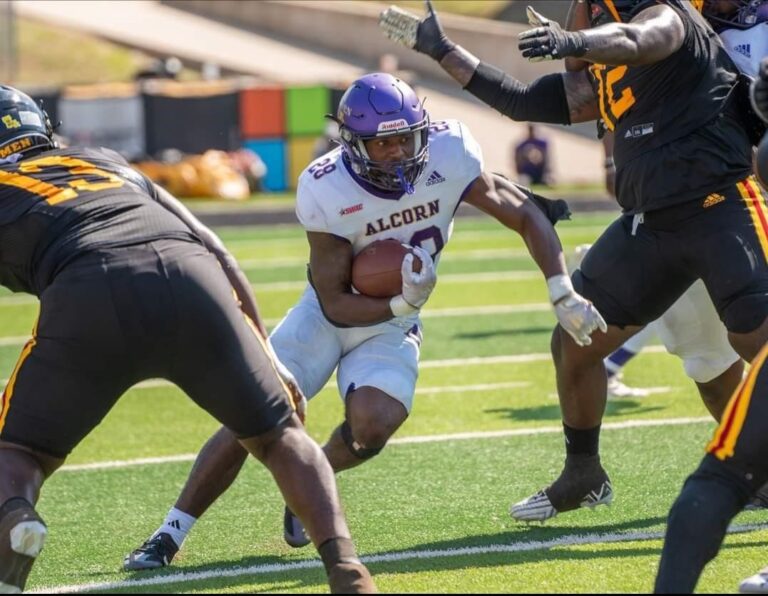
[339,116,429,194]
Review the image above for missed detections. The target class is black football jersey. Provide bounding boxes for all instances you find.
[589,0,753,213]
[0,146,198,294]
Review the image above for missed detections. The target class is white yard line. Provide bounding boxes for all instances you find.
[30,522,767,594]
[60,412,707,473]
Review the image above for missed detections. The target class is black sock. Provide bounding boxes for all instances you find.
[563,423,600,456]
[318,537,360,574]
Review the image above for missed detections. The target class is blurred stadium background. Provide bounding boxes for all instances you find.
[6,1,766,594]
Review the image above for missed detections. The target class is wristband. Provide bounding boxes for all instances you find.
[390,294,419,317]
[547,274,574,305]
[604,157,615,169]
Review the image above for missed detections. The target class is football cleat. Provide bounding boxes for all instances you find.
[740,567,768,593]
[607,376,652,400]
[123,532,179,571]
[744,482,768,511]
[283,506,311,548]
[510,454,613,522]
[0,499,47,594]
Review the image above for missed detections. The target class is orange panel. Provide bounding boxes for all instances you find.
[240,87,285,138]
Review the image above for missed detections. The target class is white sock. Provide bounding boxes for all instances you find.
[153,507,197,548]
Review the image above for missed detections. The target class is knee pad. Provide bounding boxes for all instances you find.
[341,421,384,461]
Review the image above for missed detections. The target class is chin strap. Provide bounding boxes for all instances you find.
[396,166,415,194]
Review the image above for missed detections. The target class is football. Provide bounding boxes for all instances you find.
[352,239,421,298]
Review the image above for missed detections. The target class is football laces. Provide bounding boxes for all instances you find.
[379,6,420,49]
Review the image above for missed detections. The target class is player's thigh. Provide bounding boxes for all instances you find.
[337,323,421,414]
[706,343,768,490]
[0,267,135,458]
[655,280,740,383]
[573,215,694,328]
[164,250,295,439]
[269,299,342,399]
[689,178,768,334]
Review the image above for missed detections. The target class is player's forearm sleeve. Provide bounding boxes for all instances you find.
[464,62,571,125]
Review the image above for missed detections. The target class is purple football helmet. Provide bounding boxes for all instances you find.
[336,73,429,194]
[703,0,768,31]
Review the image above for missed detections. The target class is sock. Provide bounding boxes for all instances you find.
[153,507,197,548]
[318,537,360,574]
[604,346,638,380]
[563,423,600,456]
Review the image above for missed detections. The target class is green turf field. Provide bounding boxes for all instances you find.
[10,212,767,594]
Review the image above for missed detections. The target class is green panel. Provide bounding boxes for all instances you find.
[284,85,329,135]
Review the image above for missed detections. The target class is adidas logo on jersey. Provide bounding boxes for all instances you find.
[733,43,751,58]
[426,170,446,186]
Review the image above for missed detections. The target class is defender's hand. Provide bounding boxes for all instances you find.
[518,6,588,62]
[379,0,456,61]
[401,246,437,309]
[548,274,607,347]
[752,57,768,123]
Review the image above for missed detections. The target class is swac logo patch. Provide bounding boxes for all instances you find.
[2,115,21,129]
[339,203,363,216]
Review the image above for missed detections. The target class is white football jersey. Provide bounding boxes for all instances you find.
[296,119,483,260]
[719,23,768,77]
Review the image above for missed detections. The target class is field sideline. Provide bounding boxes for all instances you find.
[8,212,767,593]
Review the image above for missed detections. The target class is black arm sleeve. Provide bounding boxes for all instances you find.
[464,61,572,125]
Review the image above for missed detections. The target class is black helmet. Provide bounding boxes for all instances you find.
[0,85,57,160]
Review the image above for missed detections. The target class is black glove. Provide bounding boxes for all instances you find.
[415,0,456,61]
[753,57,768,123]
[518,6,588,62]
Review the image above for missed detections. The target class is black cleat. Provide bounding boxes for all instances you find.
[123,532,179,571]
[283,506,311,548]
[510,454,613,522]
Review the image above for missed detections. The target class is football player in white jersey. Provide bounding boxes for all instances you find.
[123,72,605,569]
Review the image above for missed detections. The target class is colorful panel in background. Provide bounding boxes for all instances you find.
[243,138,286,191]
[287,135,322,189]
[143,90,240,156]
[285,86,329,136]
[240,87,284,138]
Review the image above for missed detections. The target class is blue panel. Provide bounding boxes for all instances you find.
[243,138,286,191]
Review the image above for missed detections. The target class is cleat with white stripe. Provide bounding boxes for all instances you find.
[740,567,768,593]
[510,454,613,523]
[0,499,47,594]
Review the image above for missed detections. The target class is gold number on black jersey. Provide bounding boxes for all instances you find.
[0,155,125,205]
[591,64,636,131]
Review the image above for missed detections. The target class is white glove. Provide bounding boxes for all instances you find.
[547,274,607,347]
[389,246,436,316]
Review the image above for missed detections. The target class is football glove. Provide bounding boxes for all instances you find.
[379,0,456,61]
[518,6,588,62]
[548,274,607,347]
[752,57,768,124]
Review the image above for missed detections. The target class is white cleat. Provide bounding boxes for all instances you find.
[741,568,768,593]
[511,481,614,522]
[607,377,653,399]
[510,490,557,522]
